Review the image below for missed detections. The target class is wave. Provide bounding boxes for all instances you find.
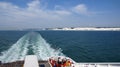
[0,32,64,63]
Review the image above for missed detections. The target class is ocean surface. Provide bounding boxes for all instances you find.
[0,31,120,63]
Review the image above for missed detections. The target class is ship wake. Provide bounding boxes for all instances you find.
[0,32,64,63]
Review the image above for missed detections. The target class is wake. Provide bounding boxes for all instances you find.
[0,32,64,63]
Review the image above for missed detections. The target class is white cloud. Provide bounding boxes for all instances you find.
[0,0,96,29]
[0,0,72,28]
[74,4,87,14]
[54,5,71,15]
[72,4,97,16]
[3,0,71,18]
[55,10,71,15]
[27,0,40,9]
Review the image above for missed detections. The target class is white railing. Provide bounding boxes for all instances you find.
[73,63,120,67]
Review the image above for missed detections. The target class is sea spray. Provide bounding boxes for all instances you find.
[0,32,64,63]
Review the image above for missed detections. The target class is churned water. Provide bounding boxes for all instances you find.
[0,31,120,62]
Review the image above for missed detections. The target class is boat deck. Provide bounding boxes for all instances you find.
[0,61,24,67]
[0,55,120,67]
[38,61,51,67]
[0,60,51,67]
[1,61,120,67]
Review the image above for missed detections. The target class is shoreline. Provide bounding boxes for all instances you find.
[49,27,120,31]
[0,27,120,31]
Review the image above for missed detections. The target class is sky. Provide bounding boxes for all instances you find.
[0,0,120,30]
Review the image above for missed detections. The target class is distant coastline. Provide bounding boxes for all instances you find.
[45,27,120,31]
[1,27,120,31]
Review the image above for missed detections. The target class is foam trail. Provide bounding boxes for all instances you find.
[0,32,64,63]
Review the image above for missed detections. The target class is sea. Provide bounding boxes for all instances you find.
[0,31,120,63]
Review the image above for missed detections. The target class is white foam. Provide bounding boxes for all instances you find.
[0,32,64,63]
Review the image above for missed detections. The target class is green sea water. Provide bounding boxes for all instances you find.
[0,31,120,62]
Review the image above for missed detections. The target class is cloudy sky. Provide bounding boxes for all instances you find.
[0,0,120,30]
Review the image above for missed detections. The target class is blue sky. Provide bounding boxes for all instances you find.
[0,0,120,30]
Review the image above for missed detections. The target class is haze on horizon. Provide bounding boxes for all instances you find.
[0,0,120,30]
